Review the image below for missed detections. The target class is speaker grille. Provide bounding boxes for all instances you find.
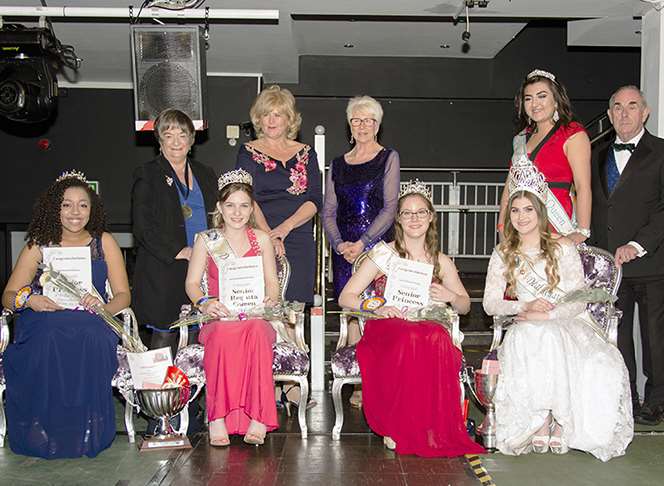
[130,26,207,130]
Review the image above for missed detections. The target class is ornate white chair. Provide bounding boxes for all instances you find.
[330,251,463,440]
[173,254,311,438]
[489,243,623,351]
[0,309,11,447]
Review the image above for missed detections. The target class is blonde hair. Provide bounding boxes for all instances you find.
[499,191,560,296]
[346,95,384,125]
[250,85,302,140]
[211,183,257,229]
[394,194,441,279]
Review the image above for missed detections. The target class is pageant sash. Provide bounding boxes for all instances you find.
[512,131,576,235]
[367,241,399,275]
[198,228,236,267]
[514,254,567,303]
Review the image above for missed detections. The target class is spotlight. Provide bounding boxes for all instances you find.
[0,25,58,123]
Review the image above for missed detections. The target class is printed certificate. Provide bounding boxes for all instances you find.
[383,257,433,310]
[42,246,93,309]
[126,347,173,390]
[218,255,265,313]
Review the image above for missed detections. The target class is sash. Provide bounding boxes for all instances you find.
[367,241,399,275]
[512,130,576,235]
[514,254,566,303]
[510,251,609,341]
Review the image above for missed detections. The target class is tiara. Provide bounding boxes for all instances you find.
[508,157,548,202]
[218,168,253,191]
[55,170,88,184]
[527,69,556,82]
[399,179,432,201]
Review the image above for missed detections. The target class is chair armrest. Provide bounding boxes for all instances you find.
[177,305,193,352]
[336,312,366,351]
[490,315,516,352]
[1,308,13,354]
[450,313,463,349]
[114,307,144,350]
[270,309,309,352]
[293,310,308,352]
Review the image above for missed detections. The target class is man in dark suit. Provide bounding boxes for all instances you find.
[590,85,664,425]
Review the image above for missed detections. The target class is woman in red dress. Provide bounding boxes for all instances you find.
[498,69,592,244]
[185,169,280,446]
[339,181,485,457]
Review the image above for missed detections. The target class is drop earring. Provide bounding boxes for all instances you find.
[349,135,354,145]
[553,109,560,122]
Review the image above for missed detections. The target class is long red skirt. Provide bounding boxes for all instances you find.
[199,319,278,434]
[356,318,485,457]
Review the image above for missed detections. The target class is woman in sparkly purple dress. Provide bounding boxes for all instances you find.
[323,96,400,298]
[322,96,400,407]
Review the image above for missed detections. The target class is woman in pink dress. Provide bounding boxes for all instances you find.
[185,169,280,446]
[339,181,485,457]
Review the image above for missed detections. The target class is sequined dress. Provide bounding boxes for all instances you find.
[322,148,400,298]
[5,237,119,459]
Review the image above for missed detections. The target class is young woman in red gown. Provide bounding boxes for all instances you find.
[339,182,485,457]
[185,169,280,446]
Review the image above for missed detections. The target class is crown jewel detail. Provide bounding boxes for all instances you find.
[527,69,556,82]
[218,169,253,191]
[55,170,88,184]
[508,158,548,202]
[399,179,432,201]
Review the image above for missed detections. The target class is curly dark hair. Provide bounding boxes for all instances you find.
[514,73,575,133]
[25,177,107,247]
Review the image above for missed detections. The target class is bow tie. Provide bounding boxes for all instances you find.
[613,143,636,153]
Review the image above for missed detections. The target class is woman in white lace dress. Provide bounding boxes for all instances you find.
[483,189,633,461]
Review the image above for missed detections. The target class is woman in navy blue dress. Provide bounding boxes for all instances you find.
[1,172,130,458]
[236,85,322,304]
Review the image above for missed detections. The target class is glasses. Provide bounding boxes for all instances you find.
[350,118,377,127]
[399,209,431,220]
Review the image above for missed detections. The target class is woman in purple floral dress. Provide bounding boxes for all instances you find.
[236,85,322,304]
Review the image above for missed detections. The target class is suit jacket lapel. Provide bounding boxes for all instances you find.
[156,155,186,212]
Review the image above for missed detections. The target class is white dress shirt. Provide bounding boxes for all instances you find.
[613,128,647,256]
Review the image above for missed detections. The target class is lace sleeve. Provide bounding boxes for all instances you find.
[548,243,586,320]
[322,164,343,251]
[360,150,401,246]
[482,249,527,316]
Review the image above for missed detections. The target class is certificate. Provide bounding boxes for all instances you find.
[42,246,93,309]
[126,347,173,390]
[218,255,265,313]
[383,257,433,310]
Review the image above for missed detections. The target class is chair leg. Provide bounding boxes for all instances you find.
[297,377,308,439]
[124,396,135,444]
[178,407,190,436]
[0,385,6,448]
[332,379,345,441]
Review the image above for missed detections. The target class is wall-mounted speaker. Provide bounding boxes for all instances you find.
[130,25,207,131]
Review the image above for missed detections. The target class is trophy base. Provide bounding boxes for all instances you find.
[138,434,192,451]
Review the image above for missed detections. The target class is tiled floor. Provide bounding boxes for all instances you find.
[2,388,664,486]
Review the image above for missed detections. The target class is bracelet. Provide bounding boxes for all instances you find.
[14,286,33,311]
[360,296,386,312]
[575,227,591,238]
[195,296,211,307]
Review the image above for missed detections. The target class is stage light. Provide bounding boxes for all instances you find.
[0,25,58,123]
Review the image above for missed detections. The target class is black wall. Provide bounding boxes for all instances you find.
[0,21,640,284]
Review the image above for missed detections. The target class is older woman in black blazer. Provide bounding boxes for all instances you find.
[132,109,217,353]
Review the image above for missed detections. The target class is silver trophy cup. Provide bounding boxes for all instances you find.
[474,370,499,450]
[136,386,192,450]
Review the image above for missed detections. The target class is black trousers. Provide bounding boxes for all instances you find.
[616,275,664,407]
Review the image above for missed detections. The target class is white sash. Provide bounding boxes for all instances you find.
[512,131,576,235]
[515,254,566,303]
[367,241,399,275]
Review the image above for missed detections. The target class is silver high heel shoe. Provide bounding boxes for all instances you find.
[549,422,568,454]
